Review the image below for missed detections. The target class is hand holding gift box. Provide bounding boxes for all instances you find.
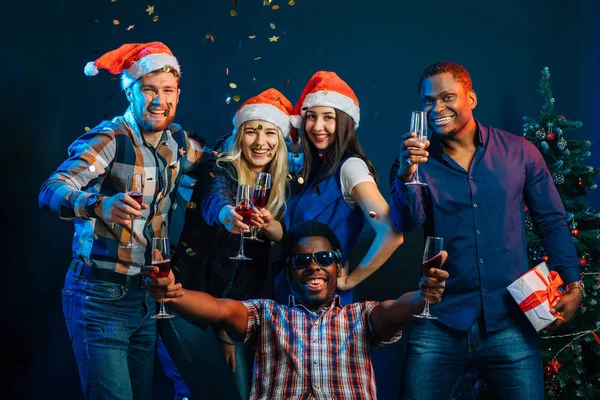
[507,262,565,331]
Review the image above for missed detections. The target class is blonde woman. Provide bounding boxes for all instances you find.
[161,89,292,400]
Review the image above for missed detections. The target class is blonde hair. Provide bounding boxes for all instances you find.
[217,122,289,219]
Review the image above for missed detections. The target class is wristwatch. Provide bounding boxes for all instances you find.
[566,281,585,296]
[85,194,104,219]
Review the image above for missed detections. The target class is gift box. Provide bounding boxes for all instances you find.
[507,262,564,331]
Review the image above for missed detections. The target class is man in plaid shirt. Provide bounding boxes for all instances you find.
[146,220,449,399]
[39,42,205,399]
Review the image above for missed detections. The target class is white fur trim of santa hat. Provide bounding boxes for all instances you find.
[234,103,291,139]
[120,53,181,89]
[300,90,360,128]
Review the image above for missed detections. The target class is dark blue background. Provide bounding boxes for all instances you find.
[6,0,599,398]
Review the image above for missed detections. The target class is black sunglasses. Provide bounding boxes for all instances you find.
[288,250,341,269]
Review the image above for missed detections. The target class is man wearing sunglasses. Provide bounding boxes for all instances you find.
[145,220,448,399]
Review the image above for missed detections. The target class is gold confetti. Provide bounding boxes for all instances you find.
[269,23,276,29]
[187,202,197,209]
[229,82,237,89]
[224,217,231,223]
[153,15,159,22]
[126,25,135,31]
[181,241,188,247]
[368,210,377,218]
[93,234,99,240]
[257,145,263,151]
[248,35,256,39]
[209,172,216,178]
[146,5,155,15]
[257,124,263,130]
[113,19,120,25]
[287,173,293,180]
[285,78,291,85]
[84,126,91,132]
[272,5,279,10]
[233,95,241,102]
[111,0,116,2]
[205,32,212,39]
[232,0,238,6]
[268,36,279,42]
[288,0,295,5]
[217,153,223,157]
[230,10,237,16]
[254,56,262,61]
[298,177,305,184]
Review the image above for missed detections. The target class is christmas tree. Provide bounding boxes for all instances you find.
[523,67,600,399]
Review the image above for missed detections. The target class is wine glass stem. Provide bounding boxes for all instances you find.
[159,291,167,315]
[129,216,135,246]
[413,164,420,183]
[423,288,431,315]
[238,231,246,257]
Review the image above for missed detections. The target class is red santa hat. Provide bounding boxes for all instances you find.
[233,88,293,140]
[289,71,360,143]
[83,42,181,89]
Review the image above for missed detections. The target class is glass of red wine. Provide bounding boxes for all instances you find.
[247,172,272,242]
[230,184,253,261]
[120,173,143,249]
[150,236,175,319]
[414,236,444,319]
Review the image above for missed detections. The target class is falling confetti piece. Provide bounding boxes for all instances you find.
[187,202,197,209]
[153,15,159,22]
[369,211,377,218]
[298,177,305,184]
[210,35,214,43]
[257,124,263,130]
[113,19,120,25]
[285,78,291,84]
[254,56,262,60]
[224,217,231,223]
[146,5,155,15]
[253,72,257,81]
[268,35,279,42]
[93,234,99,240]
[232,0,238,6]
[230,10,237,16]
[233,95,241,102]
[272,5,279,10]
[226,67,229,75]
[172,203,177,210]
[248,35,256,39]
[270,23,276,29]
[242,87,247,95]
[111,0,117,2]
[226,97,232,104]
[289,0,295,5]
[229,83,237,89]
[84,126,91,132]
[205,32,212,39]
[126,25,135,31]
[263,0,270,6]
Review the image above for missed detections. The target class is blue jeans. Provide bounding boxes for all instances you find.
[159,308,252,399]
[400,318,543,400]
[62,268,157,399]
[157,334,191,400]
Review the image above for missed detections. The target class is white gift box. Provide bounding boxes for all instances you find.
[507,262,563,332]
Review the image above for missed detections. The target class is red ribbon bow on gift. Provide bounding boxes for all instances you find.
[518,269,565,321]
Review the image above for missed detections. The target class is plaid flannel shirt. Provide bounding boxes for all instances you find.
[240,296,402,400]
[39,108,204,274]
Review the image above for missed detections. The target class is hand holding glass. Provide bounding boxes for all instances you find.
[405,111,428,186]
[120,173,143,248]
[414,236,444,319]
[248,172,272,242]
[150,237,175,319]
[230,184,253,261]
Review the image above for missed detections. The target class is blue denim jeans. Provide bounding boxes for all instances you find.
[159,308,253,399]
[157,334,191,400]
[62,268,157,400]
[400,318,543,400]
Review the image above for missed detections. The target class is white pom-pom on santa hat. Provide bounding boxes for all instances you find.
[290,115,304,129]
[84,61,99,76]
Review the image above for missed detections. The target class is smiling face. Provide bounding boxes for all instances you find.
[304,106,337,150]
[240,120,280,173]
[420,72,477,139]
[286,236,341,311]
[126,70,180,136]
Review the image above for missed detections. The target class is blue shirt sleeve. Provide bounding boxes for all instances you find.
[522,139,580,284]
[389,157,426,232]
[201,161,236,227]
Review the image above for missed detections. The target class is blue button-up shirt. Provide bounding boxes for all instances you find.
[390,121,580,332]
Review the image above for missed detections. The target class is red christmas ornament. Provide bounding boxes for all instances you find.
[545,132,555,141]
[571,228,580,237]
[580,258,587,267]
[549,359,562,374]
[542,255,549,262]
[577,179,584,188]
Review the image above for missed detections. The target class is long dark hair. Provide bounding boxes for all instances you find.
[300,109,377,192]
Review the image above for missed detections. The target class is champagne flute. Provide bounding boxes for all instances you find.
[247,172,272,242]
[150,237,175,319]
[414,236,444,319]
[230,184,253,261]
[120,173,143,248]
[405,111,428,186]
